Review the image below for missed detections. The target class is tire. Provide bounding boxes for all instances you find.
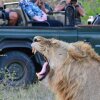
[0,51,36,87]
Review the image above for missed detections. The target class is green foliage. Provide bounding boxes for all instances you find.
[80,0,100,24]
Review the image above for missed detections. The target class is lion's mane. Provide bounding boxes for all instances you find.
[47,41,100,100]
[32,36,100,100]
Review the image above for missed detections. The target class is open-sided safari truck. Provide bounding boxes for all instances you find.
[0,2,100,87]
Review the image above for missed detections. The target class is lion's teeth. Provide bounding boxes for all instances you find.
[32,48,35,53]
[34,49,37,54]
[32,48,37,54]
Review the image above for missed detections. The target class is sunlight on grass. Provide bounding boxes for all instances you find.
[0,83,55,100]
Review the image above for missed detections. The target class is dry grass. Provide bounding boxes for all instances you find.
[0,82,55,100]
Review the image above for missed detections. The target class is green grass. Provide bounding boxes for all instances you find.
[81,0,100,24]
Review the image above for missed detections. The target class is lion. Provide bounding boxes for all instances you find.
[31,36,100,100]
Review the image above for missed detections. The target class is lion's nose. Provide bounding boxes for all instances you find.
[31,43,33,47]
[34,38,38,42]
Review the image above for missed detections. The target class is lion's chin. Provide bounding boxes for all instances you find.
[36,62,50,81]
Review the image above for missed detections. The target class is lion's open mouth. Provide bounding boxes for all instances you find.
[36,61,50,81]
[31,45,50,81]
[32,47,37,54]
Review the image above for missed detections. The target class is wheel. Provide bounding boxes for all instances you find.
[0,51,36,87]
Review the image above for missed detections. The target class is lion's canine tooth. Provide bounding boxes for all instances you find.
[32,48,36,54]
[34,49,37,54]
[31,43,37,54]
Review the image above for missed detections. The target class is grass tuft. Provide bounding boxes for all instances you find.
[0,82,55,100]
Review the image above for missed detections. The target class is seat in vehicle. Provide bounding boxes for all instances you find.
[14,7,50,26]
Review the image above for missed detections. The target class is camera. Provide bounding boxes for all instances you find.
[0,9,5,19]
[0,9,3,18]
[0,9,8,26]
[0,7,3,10]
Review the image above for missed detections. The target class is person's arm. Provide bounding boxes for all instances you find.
[54,0,66,12]
[54,5,65,12]
[35,0,43,6]
[39,1,47,13]
[34,0,39,5]
[74,3,85,16]
[37,0,48,13]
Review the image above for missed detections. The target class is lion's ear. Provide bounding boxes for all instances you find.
[68,44,86,60]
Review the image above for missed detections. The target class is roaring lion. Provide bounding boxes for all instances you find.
[31,36,100,100]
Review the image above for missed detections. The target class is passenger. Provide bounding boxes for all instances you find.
[0,1,19,26]
[19,0,63,26]
[54,0,85,25]
[36,0,53,13]
[30,0,53,14]
[19,0,47,22]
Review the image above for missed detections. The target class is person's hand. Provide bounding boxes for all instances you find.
[66,0,71,4]
[38,0,44,7]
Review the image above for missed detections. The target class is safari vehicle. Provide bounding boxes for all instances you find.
[0,2,100,87]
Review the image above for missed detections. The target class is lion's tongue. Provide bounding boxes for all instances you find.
[36,62,49,80]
